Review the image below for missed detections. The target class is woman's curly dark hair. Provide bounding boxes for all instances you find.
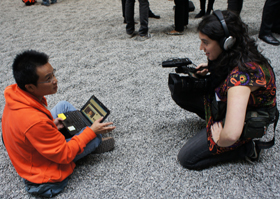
[197,10,270,78]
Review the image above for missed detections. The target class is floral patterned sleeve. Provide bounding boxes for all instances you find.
[227,63,268,89]
[226,62,276,108]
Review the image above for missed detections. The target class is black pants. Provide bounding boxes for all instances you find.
[227,0,243,15]
[174,0,189,32]
[125,0,149,35]
[122,0,153,20]
[172,91,253,170]
[199,0,215,12]
[259,0,280,36]
[177,128,253,170]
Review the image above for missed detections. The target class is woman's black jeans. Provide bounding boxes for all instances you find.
[172,91,253,170]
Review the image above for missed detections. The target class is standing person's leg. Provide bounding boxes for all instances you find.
[174,0,185,32]
[272,9,280,34]
[195,0,206,18]
[122,0,126,23]
[259,0,280,45]
[178,128,254,170]
[183,0,189,27]
[206,0,215,15]
[138,0,149,36]
[166,0,187,34]
[227,0,243,15]
[125,0,136,35]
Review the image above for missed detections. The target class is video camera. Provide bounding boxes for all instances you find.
[162,58,206,74]
[163,58,211,97]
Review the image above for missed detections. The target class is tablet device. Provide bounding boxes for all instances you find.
[58,95,110,135]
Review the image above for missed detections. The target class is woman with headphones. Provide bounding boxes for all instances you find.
[177,10,277,170]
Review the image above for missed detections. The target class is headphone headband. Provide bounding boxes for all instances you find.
[213,10,230,37]
[213,10,236,50]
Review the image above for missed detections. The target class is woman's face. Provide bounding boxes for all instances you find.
[199,31,223,61]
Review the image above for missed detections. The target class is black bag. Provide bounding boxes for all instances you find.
[243,107,279,149]
[211,96,279,149]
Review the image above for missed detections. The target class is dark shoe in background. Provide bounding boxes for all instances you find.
[149,11,160,19]
[259,34,280,46]
[195,10,205,18]
[166,30,183,35]
[127,31,137,38]
[41,0,50,6]
[137,33,151,41]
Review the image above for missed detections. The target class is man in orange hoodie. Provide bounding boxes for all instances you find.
[2,50,116,197]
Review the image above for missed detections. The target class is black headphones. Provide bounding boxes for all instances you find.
[213,10,236,50]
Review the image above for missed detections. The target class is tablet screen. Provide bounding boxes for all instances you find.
[81,95,110,123]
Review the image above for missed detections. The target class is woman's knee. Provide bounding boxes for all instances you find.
[177,129,209,170]
[177,147,196,169]
[177,151,207,170]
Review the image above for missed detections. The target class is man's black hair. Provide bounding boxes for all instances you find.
[12,50,49,91]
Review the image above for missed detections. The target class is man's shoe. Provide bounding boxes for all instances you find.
[127,31,137,38]
[92,137,115,154]
[51,0,57,4]
[259,34,280,46]
[195,11,205,18]
[137,33,151,41]
[149,12,160,19]
[166,30,183,35]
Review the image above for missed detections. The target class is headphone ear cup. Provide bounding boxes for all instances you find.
[223,36,236,50]
[219,37,227,50]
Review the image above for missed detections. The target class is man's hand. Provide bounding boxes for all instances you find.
[54,118,64,130]
[90,117,116,134]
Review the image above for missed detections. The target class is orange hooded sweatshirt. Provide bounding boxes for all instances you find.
[2,84,97,184]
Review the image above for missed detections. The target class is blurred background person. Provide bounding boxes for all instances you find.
[166,0,189,35]
[258,0,280,46]
[195,0,215,18]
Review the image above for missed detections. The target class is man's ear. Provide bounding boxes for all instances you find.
[25,84,36,93]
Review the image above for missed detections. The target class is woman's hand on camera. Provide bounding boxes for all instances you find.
[196,63,208,76]
[90,117,116,135]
